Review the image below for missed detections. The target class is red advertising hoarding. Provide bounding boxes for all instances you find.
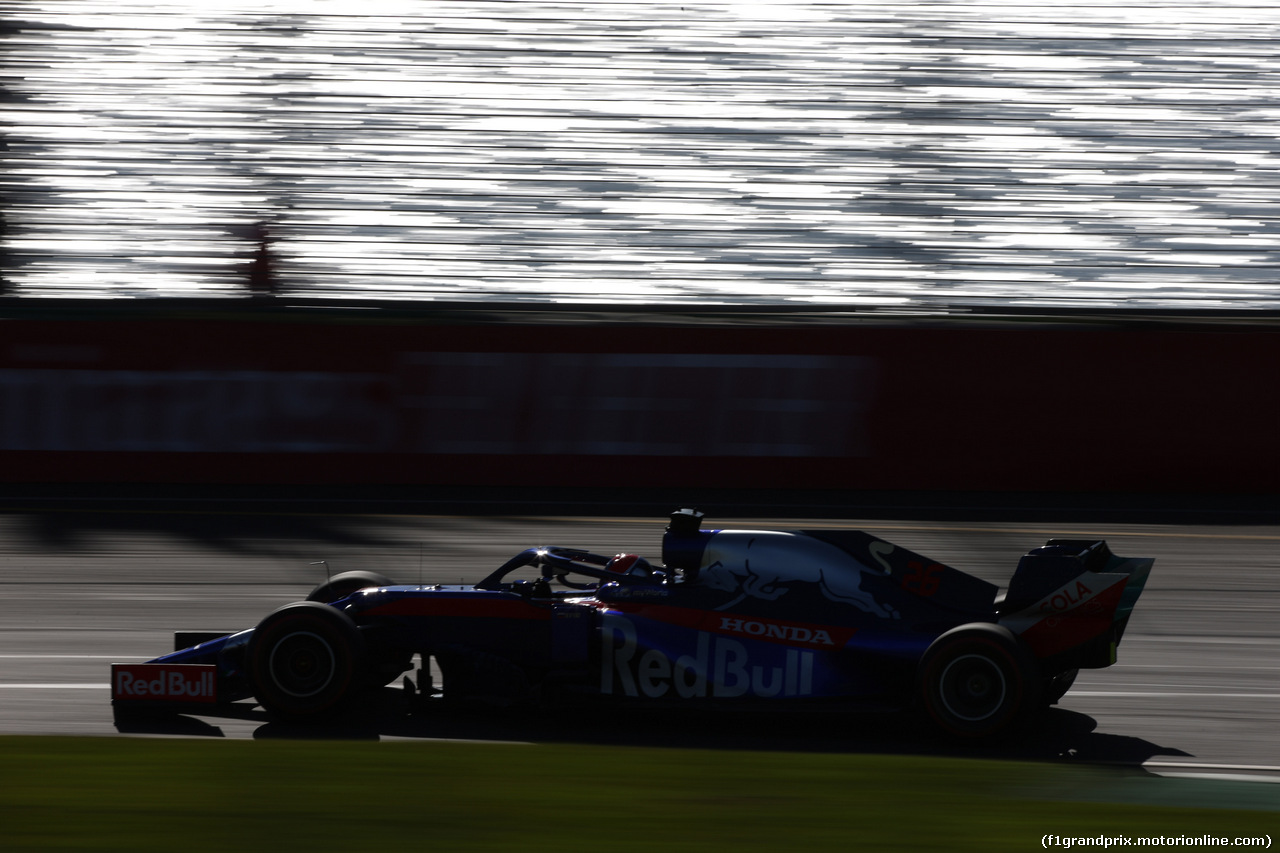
[1,309,1275,495]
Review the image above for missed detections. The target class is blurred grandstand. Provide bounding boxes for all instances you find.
[1,1,1278,310]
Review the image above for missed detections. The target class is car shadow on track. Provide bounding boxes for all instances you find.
[115,684,1192,768]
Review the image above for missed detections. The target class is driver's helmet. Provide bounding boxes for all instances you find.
[605,553,653,578]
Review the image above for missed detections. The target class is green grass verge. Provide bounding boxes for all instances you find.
[2,737,1274,852]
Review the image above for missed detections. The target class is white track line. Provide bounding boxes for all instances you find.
[0,655,123,659]
[1071,691,1280,698]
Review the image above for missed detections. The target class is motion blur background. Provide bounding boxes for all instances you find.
[4,0,1280,307]
[0,1,1276,514]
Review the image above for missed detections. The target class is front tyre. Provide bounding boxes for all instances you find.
[307,571,394,604]
[248,601,366,722]
[917,623,1040,739]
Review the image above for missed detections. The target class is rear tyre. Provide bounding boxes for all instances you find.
[249,601,366,722]
[917,623,1040,739]
[306,571,394,604]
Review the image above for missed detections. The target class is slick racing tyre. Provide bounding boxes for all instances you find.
[248,601,367,722]
[306,571,394,604]
[917,623,1040,739]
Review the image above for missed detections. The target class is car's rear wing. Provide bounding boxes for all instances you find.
[997,539,1153,671]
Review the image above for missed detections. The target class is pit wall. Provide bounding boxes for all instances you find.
[1,308,1275,496]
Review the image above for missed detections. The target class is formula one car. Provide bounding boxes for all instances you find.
[111,509,1153,738]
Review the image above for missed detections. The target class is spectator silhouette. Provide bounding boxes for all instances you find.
[246,221,277,297]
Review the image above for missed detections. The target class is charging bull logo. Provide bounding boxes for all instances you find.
[698,531,898,619]
[600,613,815,699]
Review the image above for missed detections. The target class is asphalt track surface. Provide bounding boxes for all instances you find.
[2,510,1278,780]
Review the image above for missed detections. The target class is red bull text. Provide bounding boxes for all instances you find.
[111,663,217,704]
[601,613,815,698]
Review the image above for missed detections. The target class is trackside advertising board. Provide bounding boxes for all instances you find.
[1,312,1275,494]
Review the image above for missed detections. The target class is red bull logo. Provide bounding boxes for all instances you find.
[601,613,814,699]
[111,664,217,703]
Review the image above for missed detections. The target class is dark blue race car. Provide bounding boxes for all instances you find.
[112,509,1153,738]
